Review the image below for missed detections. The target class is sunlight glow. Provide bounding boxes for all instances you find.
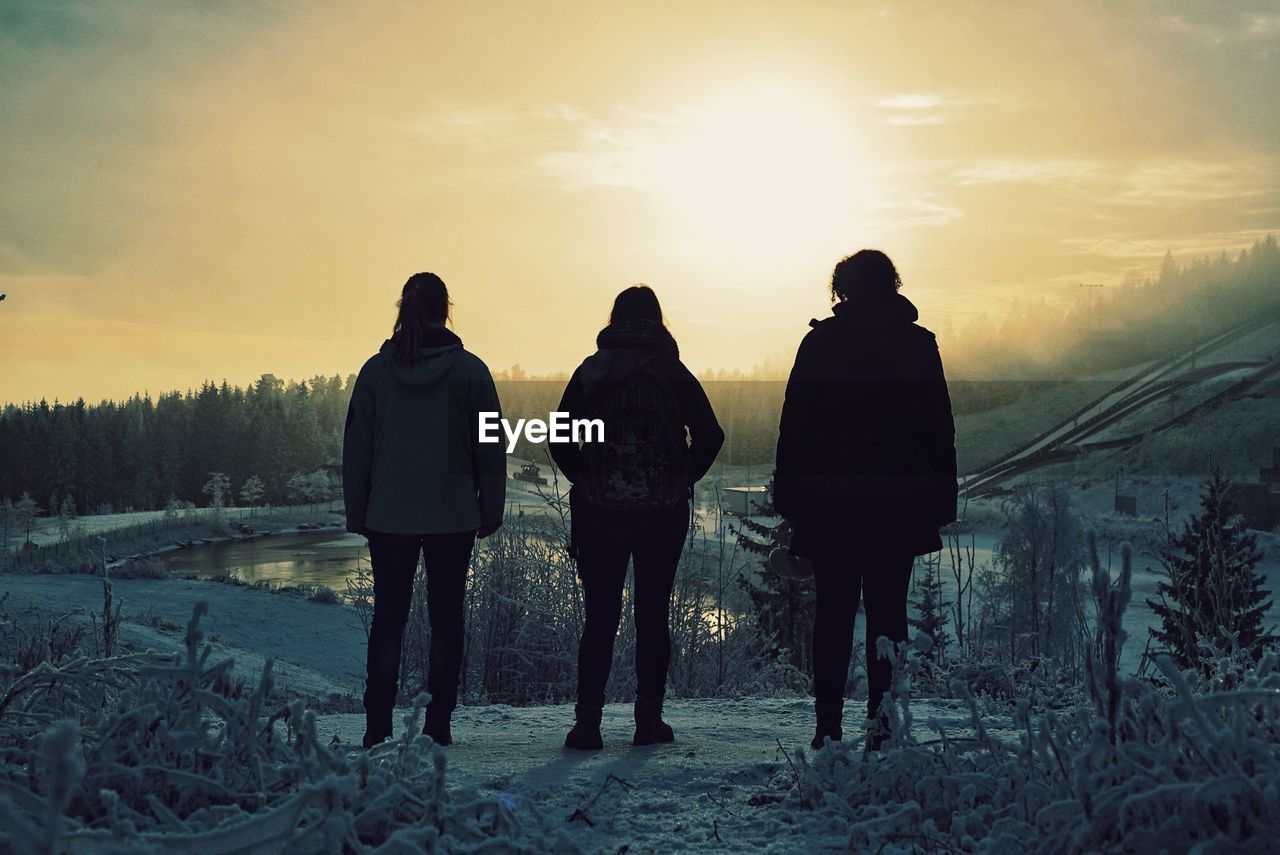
[648,85,875,263]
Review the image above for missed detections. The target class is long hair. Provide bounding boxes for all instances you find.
[830,249,902,302]
[391,272,451,364]
[609,284,665,325]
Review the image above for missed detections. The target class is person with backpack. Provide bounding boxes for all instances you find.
[773,250,957,753]
[343,272,506,749]
[551,285,724,750]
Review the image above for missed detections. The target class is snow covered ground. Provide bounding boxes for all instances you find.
[0,571,1022,851]
[313,697,1015,852]
[0,572,367,700]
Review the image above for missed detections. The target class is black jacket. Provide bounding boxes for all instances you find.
[343,326,505,535]
[551,320,724,501]
[774,294,957,556]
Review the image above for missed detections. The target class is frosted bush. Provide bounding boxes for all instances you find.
[0,602,561,852]
[798,534,1280,853]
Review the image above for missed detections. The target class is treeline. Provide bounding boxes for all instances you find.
[5,237,1276,513]
[943,234,1280,377]
[0,375,352,516]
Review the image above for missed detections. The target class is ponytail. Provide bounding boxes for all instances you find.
[391,272,451,364]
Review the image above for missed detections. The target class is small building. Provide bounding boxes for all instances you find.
[721,486,768,517]
[321,460,343,499]
[1226,482,1280,532]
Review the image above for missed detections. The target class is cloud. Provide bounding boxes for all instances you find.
[868,195,963,229]
[953,159,1103,186]
[1114,158,1278,204]
[871,91,1002,128]
[875,94,945,110]
[1061,228,1280,260]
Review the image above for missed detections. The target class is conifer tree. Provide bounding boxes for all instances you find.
[1148,468,1275,669]
[733,481,815,674]
[909,554,951,664]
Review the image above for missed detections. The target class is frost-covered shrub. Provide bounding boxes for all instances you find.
[0,603,561,852]
[798,534,1280,853]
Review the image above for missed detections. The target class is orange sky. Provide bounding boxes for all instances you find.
[2,0,1278,403]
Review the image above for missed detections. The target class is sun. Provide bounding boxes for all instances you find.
[648,84,875,264]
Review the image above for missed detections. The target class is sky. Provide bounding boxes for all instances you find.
[2,0,1278,403]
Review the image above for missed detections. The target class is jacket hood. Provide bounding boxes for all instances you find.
[830,293,920,326]
[580,319,679,395]
[379,326,463,384]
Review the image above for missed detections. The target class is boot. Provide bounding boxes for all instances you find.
[632,696,675,746]
[565,704,604,750]
[422,705,452,747]
[363,711,392,749]
[810,699,843,750]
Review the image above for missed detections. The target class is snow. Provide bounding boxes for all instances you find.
[311,696,1017,852]
[0,572,366,700]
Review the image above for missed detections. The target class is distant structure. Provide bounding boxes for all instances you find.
[1226,447,1280,531]
[321,459,343,499]
[721,485,768,517]
[1114,468,1137,517]
[512,461,549,486]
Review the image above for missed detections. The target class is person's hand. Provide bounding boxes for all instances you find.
[477,523,501,539]
[346,520,370,537]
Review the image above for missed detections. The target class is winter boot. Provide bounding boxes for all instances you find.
[363,711,393,749]
[632,696,675,746]
[422,705,453,747]
[768,546,815,581]
[810,699,843,750]
[565,704,604,750]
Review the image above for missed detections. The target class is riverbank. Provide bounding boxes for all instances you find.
[0,571,366,706]
[4,505,346,575]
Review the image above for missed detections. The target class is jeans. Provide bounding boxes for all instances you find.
[811,545,914,719]
[364,529,475,720]
[574,501,689,707]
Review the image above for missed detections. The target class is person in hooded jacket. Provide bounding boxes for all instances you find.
[343,272,506,749]
[773,250,957,753]
[551,285,724,750]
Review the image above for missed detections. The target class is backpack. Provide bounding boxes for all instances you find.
[581,365,689,510]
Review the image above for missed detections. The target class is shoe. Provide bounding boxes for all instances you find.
[363,711,392,749]
[768,547,815,581]
[633,696,675,746]
[565,704,604,750]
[809,699,843,750]
[422,705,452,747]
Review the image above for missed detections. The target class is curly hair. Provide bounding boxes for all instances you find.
[830,249,902,302]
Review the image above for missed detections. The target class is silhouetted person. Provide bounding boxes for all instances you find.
[552,285,724,749]
[343,272,505,748]
[773,250,957,752]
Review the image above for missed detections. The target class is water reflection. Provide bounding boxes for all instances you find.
[160,530,368,590]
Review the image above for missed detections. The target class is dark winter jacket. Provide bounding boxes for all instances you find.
[773,294,957,556]
[343,326,505,535]
[550,320,725,505]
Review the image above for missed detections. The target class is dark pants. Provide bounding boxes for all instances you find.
[574,501,688,707]
[811,544,914,719]
[364,529,475,721]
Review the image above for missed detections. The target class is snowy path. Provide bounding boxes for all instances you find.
[315,697,1015,853]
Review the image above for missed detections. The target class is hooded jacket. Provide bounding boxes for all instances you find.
[774,293,957,556]
[342,326,505,535]
[550,320,724,503]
